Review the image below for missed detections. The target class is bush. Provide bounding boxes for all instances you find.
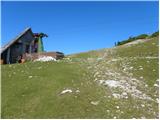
[150,31,159,38]
[116,37,136,46]
[116,31,158,46]
[135,34,148,39]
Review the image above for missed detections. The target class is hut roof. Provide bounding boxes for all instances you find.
[0,27,34,54]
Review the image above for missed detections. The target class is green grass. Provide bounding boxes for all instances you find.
[1,37,159,118]
[69,49,105,58]
[115,37,159,97]
[115,37,158,57]
[1,61,107,118]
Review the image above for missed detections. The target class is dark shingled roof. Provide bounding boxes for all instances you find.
[1,27,34,54]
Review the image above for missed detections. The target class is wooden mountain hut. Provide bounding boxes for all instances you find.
[0,28,48,64]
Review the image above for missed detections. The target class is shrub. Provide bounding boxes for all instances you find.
[116,31,158,46]
[150,31,159,38]
[135,34,148,39]
[116,37,136,46]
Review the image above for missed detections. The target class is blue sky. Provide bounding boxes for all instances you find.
[1,1,158,55]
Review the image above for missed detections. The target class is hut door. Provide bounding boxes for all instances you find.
[25,45,30,53]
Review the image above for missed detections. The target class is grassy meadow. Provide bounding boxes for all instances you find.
[1,37,159,118]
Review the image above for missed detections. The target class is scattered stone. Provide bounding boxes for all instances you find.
[75,89,80,93]
[139,67,143,70]
[102,80,121,88]
[121,111,124,114]
[154,84,158,87]
[140,76,143,79]
[116,106,120,109]
[122,92,127,96]
[38,66,42,69]
[145,84,148,87]
[34,56,56,62]
[125,96,128,99]
[99,80,105,84]
[111,59,118,62]
[113,116,117,119]
[60,89,72,95]
[141,116,146,119]
[108,96,111,98]
[129,66,133,70]
[97,58,103,61]
[112,93,121,99]
[141,104,145,107]
[28,76,32,78]
[94,78,98,81]
[90,101,99,106]
[156,98,159,103]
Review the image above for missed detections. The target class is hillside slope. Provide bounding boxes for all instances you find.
[1,37,159,119]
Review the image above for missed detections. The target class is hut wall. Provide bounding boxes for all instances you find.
[1,29,35,64]
[18,30,35,53]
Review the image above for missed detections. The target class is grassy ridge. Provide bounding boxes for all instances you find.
[1,37,159,118]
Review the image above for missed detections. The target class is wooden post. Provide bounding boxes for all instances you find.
[0,59,4,64]
[6,48,10,64]
[29,43,32,54]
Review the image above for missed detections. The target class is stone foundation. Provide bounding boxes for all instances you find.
[22,52,64,61]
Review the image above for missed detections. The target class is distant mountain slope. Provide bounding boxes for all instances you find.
[121,38,150,46]
[115,31,159,46]
[1,37,159,119]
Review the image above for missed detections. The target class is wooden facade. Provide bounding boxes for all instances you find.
[1,28,64,64]
[1,28,39,64]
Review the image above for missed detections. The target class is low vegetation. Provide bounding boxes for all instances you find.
[115,31,159,46]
